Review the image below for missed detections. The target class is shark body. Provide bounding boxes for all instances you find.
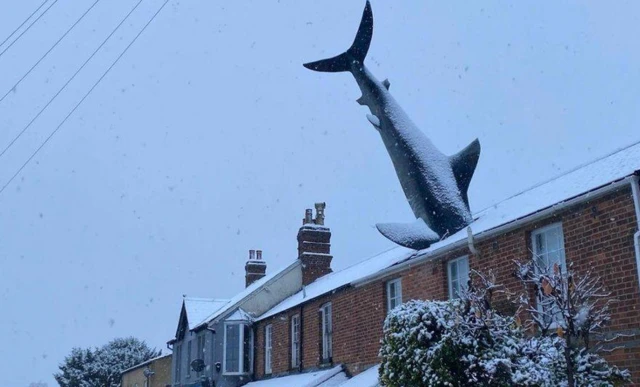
[304,1,480,250]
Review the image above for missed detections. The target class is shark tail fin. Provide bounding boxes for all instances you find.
[303,1,373,73]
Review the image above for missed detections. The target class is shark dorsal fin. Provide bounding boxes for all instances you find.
[450,138,481,207]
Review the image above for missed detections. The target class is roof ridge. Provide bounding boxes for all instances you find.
[474,138,640,215]
[184,297,229,302]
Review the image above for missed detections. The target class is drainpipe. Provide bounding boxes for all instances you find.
[466,226,478,256]
[630,175,640,295]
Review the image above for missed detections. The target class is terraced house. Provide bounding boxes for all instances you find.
[170,142,640,386]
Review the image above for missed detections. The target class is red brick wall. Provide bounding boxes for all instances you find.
[254,186,640,382]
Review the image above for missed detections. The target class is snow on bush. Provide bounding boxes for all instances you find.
[54,337,161,387]
[379,288,547,385]
[379,268,630,387]
[514,260,631,386]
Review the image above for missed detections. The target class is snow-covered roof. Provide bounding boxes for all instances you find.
[259,141,640,321]
[259,247,414,320]
[469,140,640,240]
[338,365,380,387]
[244,365,347,387]
[184,298,229,330]
[193,261,299,328]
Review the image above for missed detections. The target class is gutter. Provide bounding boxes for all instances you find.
[630,174,640,294]
[353,175,634,287]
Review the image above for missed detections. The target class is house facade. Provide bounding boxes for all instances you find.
[169,143,640,385]
[250,143,640,384]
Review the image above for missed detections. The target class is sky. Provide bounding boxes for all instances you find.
[0,0,639,386]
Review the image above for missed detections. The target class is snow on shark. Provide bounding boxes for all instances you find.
[303,1,481,250]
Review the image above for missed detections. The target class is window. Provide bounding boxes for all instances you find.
[532,223,566,272]
[291,314,300,368]
[320,303,332,362]
[264,324,273,374]
[448,256,470,299]
[186,340,192,378]
[196,334,205,376]
[386,278,402,313]
[174,343,182,382]
[532,223,567,325]
[223,323,253,374]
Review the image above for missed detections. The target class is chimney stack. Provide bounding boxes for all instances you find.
[297,202,332,286]
[245,249,267,288]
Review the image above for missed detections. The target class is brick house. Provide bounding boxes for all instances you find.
[246,142,640,385]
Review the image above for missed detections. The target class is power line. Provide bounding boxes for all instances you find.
[0,0,144,160]
[0,0,48,49]
[0,0,170,196]
[0,0,102,104]
[0,0,59,59]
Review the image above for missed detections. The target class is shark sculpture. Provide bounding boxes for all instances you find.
[304,1,480,250]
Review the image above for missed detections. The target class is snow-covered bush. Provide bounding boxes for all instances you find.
[54,337,161,387]
[379,272,548,386]
[378,299,457,386]
[379,266,630,387]
[514,260,631,386]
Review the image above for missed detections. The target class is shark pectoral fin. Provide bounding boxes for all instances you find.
[382,78,390,90]
[450,138,481,207]
[366,114,381,129]
[376,219,440,250]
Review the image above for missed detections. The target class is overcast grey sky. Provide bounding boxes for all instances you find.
[1,0,639,386]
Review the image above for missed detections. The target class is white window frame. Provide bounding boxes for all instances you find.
[222,322,253,375]
[291,314,301,368]
[320,303,332,362]
[532,223,566,272]
[264,324,273,374]
[532,222,567,326]
[386,278,403,313]
[447,256,470,299]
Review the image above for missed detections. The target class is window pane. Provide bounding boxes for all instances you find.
[243,325,252,373]
[548,249,560,268]
[450,261,458,278]
[459,257,469,292]
[292,315,300,367]
[451,279,459,298]
[321,304,332,360]
[225,325,239,373]
[547,228,561,252]
[265,325,272,373]
[535,233,545,254]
